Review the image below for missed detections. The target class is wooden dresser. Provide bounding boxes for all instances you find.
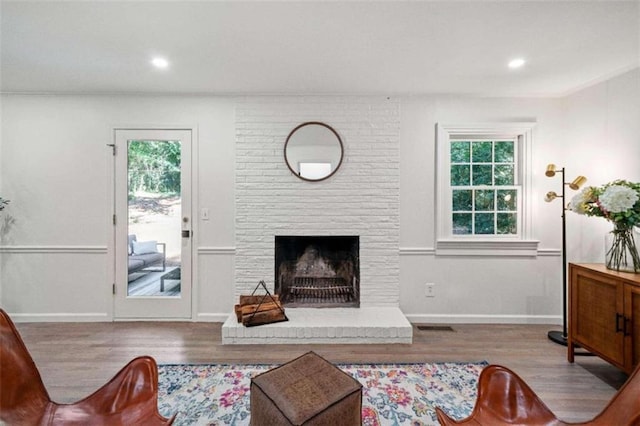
[568,263,640,373]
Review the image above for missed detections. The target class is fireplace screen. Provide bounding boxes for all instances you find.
[275,236,359,307]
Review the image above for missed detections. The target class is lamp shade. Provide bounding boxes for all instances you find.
[544,191,558,202]
[545,164,557,177]
[569,176,587,191]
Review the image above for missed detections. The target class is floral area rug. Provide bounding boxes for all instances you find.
[158,361,487,425]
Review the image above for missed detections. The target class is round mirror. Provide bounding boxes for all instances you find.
[284,122,344,182]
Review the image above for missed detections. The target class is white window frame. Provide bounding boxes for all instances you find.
[436,123,539,257]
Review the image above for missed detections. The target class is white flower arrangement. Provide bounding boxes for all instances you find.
[568,180,640,228]
[568,179,640,272]
[599,185,639,213]
[567,187,591,215]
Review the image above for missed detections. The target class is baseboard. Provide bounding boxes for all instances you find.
[405,313,561,325]
[195,312,230,322]
[7,312,560,326]
[9,312,111,322]
[8,312,238,323]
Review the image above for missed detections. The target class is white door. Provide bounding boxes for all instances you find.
[113,129,192,319]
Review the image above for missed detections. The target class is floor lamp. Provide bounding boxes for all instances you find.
[544,164,587,346]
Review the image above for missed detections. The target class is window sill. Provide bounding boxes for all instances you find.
[435,239,540,257]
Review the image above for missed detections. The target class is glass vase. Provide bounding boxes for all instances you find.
[605,224,640,273]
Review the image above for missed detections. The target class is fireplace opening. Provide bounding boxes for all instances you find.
[275,236,359,308]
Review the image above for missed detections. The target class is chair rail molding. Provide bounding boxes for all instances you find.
[399,245,558,257]
[197,246,236,255]
[399,247,436,255]
[0,245,108,254]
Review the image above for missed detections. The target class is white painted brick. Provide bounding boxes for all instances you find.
[236,96,400,308]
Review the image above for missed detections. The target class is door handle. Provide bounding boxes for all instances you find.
[182,230,191,238]
[616,313,624,333]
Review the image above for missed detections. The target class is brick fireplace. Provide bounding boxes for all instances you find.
[223,96,411,344]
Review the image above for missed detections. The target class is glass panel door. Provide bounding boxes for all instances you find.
[114,129,192,319]
[127,139,181,297]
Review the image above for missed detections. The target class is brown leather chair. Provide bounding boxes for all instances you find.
[0,309,174,425]
[436,364,640,425]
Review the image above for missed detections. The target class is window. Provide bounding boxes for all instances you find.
[450,139,518,235]
[436,123,538,256]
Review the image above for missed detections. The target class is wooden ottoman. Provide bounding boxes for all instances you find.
[250,351,362,426]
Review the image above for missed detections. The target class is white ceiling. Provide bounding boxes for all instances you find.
[1,1,638,97]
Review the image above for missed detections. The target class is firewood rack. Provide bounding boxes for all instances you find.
[244,280,288,327]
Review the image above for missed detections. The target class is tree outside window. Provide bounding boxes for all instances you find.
[435,123,537,256]
[450,139,518,236]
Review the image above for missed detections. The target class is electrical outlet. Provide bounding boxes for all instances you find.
[425,283,435,298]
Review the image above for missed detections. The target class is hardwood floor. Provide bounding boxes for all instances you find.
[15,321,629,423]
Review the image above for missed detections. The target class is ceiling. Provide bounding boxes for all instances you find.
[1,1,638,97]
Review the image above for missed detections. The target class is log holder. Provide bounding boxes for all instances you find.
[244,280,289,327]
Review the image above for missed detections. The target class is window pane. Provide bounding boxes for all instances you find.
[494,141,514,162]
[441,129,529,241]
[475,213,495,234]
[452,189,472,211]
[472,165,492,185]
[453,213,472,234]
[472,141,492,162]
[497,189,517,211]
[494,165,514,185]
[451,141,470,163]
[451,165,470,186]
[475,189,494,211]
[497,213,517,234]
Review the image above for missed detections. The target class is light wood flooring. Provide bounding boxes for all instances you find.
[15,321,629,423]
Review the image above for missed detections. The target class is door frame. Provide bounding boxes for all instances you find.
[107,124,199,321]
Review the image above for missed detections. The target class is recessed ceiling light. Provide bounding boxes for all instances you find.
[151,57,169,69]
[508,58,526,69]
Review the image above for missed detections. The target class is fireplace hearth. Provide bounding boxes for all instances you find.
[275,236,359,308]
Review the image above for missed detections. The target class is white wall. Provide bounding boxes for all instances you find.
[0,95,236,321]
[399,96,565,323]
[562,68,640,266]
[397,68,639,323]
[1,68,637,322]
